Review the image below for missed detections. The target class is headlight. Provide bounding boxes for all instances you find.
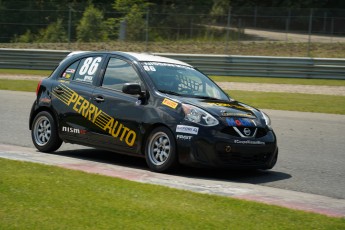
[261,111,272,129]
[182,104,219,126]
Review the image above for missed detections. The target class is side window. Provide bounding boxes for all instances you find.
[74,56,102,83]
[102,57,142,91]
[60,61,79,80]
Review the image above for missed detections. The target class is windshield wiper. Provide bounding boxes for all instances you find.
[158,90,182,96]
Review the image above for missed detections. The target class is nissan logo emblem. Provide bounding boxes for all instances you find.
[243,128,251,136]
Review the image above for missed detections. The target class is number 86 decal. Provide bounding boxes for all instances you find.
[79,57,102,76]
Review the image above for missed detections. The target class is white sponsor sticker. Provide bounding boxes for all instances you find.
[176,125,199,135]
[234,140,265,145]
[84,75,93,82]
[177,135,192,141]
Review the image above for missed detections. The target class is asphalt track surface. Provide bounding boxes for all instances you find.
[1,90,345,216]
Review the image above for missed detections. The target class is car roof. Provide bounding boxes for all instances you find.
[121,52,192,67]
[67,51,192,67]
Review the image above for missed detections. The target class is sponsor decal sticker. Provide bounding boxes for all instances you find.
[162,98,178,109]
[220,111,255,118]
[142,62,194,70]
[62,126,80,134]
[52,84,136,147]
[234,140,265,145]
[176,135,192,141]
[226,117,256,127]
[39,98,51,104]
[176,125,199,135]
[207,102,248,110]
[66,68,76,73]
[84,75,93,82]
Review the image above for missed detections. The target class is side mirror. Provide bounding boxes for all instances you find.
[122,83,142,95]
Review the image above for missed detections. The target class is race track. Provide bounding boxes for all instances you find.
[1,90,345,201]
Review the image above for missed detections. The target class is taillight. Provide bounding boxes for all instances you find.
[36,80,42,96]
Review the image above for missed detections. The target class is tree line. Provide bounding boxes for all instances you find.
[0,0,344,43]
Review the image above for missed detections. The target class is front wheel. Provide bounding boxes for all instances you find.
[145,127,178,172]
[31,111,62,152]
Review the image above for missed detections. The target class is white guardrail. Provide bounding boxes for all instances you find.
[1,48,345,79]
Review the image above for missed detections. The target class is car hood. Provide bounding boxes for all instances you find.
[172,96,267,127]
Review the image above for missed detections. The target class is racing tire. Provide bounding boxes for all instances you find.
[145,126,178,173]
[31,111,62,153]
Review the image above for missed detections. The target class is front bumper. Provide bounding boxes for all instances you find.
[176,126,278,169]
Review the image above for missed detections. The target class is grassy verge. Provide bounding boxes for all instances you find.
[228,90,345,115]
[0,79,39,92]
[211,76,345,86]
[0,68,52,76]
[1,158,344,229]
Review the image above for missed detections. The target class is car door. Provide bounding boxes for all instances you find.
[51,54,105,144]
[89,56,146,154]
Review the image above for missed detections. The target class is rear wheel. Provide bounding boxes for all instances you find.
[31,111,62,152]
[145,127,178,172]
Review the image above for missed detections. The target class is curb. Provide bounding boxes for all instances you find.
[1,144,344,218]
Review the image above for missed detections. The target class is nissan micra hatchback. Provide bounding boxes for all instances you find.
[30,51,278,172]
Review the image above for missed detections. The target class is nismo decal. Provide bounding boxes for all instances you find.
[52,84,136,147]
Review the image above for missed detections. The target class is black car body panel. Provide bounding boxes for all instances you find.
[30,51,278,171]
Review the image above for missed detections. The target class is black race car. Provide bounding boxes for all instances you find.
[29,51,278,172]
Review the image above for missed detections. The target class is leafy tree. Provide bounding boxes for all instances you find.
[209,0,230,24]
[147,0,213,40]
[37,19,68,42]
[14,30,36,43]
[210,0,230,16]
[76,4,108,42]
[111,0,150,41]
[228,0,344,8]
[0,0,345,43]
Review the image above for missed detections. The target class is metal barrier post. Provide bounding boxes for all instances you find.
[308,9,313,57]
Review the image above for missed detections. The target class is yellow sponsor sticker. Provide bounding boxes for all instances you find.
[162,98,178,109]
[207,102,248,110]
[52,83,137,147]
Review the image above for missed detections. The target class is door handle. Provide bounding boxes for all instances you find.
[53,88,64,94]
[94,96,105,102]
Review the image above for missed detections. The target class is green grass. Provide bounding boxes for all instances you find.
[211,76,345,86]
[1,158,344,229]
[228,90,345,114]
[0,79,39,92]
[0,68,52,76]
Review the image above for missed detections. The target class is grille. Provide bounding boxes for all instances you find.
[221,127,267,138]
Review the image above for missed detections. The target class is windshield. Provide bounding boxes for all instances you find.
[141,62,229,100]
